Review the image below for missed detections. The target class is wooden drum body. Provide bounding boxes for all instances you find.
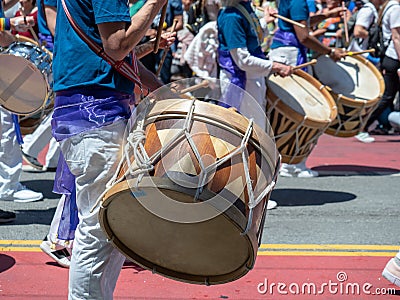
[313,55,384,137]
[266,70,337,164]
[99,99,280,285]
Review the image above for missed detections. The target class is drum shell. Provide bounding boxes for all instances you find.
[99,99,280,285]
[0,39,52,115]
[313,55,385,137]
[266,70,337,164]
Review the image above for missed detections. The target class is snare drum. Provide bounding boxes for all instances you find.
[312,55,384,137]
[266,70,337,164]
[99,98,280,285]
[0,37,53,115]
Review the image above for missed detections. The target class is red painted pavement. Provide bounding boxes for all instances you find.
[307,134,400,173]
[12,133,399,299]
[0,252,398,299]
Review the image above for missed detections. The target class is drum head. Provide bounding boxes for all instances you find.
[313,55,381,102]
[100,177,256,285]
[267,71,333,122]
[0,54,48,115]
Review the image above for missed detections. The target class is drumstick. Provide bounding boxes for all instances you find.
[155,19,178,77]
[256,7,306,28]
[153,3,168,53]
[346,49,375,56]
[19,8,40,45]
[178,80,209,94]
[342,2,349,44]
[293,59,317,70]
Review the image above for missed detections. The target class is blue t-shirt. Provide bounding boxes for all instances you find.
[53,0,134,94]
[307,0,317,13]
[270,0,309,49]
[37,0,57,36]
[217,1,262,56]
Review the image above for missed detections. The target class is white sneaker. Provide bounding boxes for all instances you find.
[298,169,319,178]
[11,185,43,203]
[355,132,375,143]
[267,200,278,210]
[279,162,318,178]
[40,239,71,268]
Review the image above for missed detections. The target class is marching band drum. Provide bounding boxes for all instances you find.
[312,54,385,137]
[99,92,280,285]
[266,69,337,164]
[0,36,53,116]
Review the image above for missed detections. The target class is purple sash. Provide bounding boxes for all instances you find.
[218,49,266,109]
[52,89,133,241]
[273,29,308,68]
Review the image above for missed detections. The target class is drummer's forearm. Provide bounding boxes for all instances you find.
[230,48,274,77]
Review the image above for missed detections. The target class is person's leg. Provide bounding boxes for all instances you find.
[40,194,73,268]
[22,112,54,165]
[0,108,43,201]
[44,138,61,170]
[382,249,400,287]
[0,108,23,198]
[62,120,126,299]
[365,56,400,131]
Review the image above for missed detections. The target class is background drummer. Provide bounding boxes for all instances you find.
[217,0,293,210]
[0,0,31,46]
[268,0,346,178]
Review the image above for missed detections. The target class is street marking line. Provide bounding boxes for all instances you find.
[259,244,399,250]
[258,251,397,257]
[1,241,398,256]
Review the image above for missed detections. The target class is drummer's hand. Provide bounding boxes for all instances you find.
[264,6,278,24]
[10,16,35,32]
[329,48,347,62]
[158,31,176,49]
[326,6,346,18]
[271,62,293,77]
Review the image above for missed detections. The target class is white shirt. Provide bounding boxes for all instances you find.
[381,0,400,60]
[350,3,377,51]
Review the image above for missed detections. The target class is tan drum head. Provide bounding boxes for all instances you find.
[100,177,256,285]
[313,55,381,102]
[0,54,48,115]
[268,72,333,122]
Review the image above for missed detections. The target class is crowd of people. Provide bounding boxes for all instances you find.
[0,0,399,298]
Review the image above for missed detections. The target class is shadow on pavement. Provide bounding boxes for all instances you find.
[22,179,59,199]
[12,207,56,226]
[271,188,356,206]
[312,165,399,176]
[0,254,16,273]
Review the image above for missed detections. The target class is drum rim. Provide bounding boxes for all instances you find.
[267,69,338,127]
[313,54,385,107]
[0,53,50,116]
[100,177,258,285]
[140,98,280,165]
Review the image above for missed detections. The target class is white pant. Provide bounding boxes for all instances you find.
[220,70,268,130]
[0,108,23,198]
[60,120,127,300]
[23,112,60,168]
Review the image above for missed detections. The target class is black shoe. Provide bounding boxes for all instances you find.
[0,209,16,223]
[21,149,44,170]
